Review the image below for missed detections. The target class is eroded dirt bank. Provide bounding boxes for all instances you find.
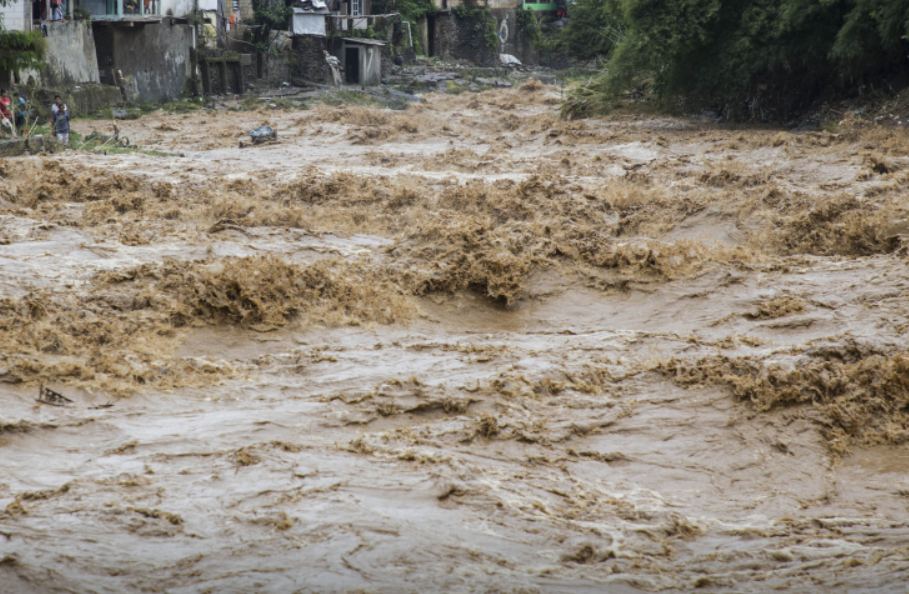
[2,82,909,593]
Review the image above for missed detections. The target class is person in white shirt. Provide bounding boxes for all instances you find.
[51,95,70,147]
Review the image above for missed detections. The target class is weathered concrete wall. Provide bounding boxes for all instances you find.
[360,44,382,86]
[43,21,102,87]
[160,0,196,16]
[491,8,512,56]
[93,20,194,103]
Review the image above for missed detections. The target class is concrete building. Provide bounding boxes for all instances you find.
[0,0,32,31]
[293,0,329,36]
[92,19,195,102]
[333,0,372,31]
[338,37,382,85]
[78,0,200,102]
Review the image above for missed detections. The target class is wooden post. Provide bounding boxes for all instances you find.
[236,61,245,95]
[69,0,74,19]
[46,0,51,21]
[218,60,227,94]
[200,59,211,95]
[117,0,123,17]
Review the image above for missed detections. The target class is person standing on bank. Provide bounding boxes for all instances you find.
[0,90,17,139]
[13,92,27,133]
[51,95,70,147]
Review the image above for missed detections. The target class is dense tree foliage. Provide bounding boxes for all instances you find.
[560,0,625,61]
[249,0,292,50]
[0,0,48,76]
[569,0,909,118]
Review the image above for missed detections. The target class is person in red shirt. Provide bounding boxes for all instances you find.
[0,89,18,139]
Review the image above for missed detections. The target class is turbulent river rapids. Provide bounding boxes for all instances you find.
[2,81,909,593]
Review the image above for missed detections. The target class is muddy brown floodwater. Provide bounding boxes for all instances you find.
[2,82,909,593]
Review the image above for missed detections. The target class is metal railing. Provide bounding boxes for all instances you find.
[83,0,161,20]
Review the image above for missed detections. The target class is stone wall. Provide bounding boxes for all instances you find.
[381,45,393,78]
[514,31,540,66]
[93,20,194,103]
[199,49,247,95]
[428,7,539,67]
[205,33,293,94]
[13,84,121,123]
[263,50,292,87]
[264,32,294,87]
[201,56,243,94]
[511,9,541,65]
[292,35,329,85]
[237,0,254,22]
[0,135,61,158]
[432,11,497,66]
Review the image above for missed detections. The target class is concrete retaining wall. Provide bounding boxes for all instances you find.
[43,21,102,87]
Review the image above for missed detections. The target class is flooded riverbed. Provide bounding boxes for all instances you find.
[2,83,909,592]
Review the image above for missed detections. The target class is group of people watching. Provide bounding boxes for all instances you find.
[33,0,66,22]
[0,90,70,146]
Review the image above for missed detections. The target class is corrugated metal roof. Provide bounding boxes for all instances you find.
[340,37,386,46]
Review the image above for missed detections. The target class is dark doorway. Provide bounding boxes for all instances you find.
[427,16,435,57]
[91,24,117,86]
[345,47,360,84]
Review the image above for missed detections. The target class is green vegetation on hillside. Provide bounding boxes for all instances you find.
[562,0,909,120]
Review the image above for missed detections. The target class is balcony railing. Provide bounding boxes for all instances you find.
[82,0,161,20]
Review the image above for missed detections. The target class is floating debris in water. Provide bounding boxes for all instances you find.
[36,385,73,407]
[249,126,277,145]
